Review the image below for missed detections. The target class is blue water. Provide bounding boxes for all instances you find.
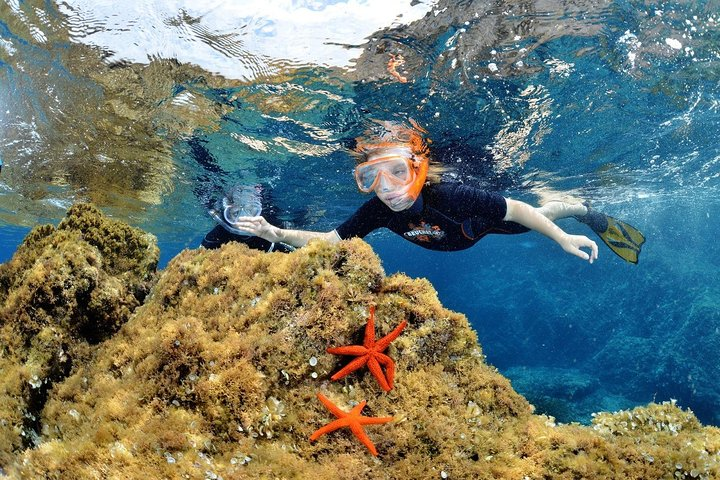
[2,0,719,425]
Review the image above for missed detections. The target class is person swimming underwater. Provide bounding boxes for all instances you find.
[201,184,295,253]
[222,120,645,264]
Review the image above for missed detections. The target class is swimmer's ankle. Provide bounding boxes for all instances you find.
[540,200,587,220]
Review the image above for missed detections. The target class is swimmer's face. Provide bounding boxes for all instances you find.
[356,148,419,211]
[374,174,418,211]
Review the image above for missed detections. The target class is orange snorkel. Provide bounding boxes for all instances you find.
[405,118,430,201]
[406,153,429,201]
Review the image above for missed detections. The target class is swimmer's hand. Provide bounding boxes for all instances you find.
[232,216,283,243]
[503,199,598,264]
[560,234,598,264]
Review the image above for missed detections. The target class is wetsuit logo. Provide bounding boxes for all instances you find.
[403,221,446,243]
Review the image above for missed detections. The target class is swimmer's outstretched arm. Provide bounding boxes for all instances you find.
[231,216,340,248]
[504,198,599,264]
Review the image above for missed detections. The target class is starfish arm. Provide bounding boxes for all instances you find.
[327,345,368,356]
[376,352,396,389]
[330,355,370,381]
[349,422,378,456]
[386,360,395,389]
[375,320,408,351]
[367,356,392,392]
[375,352,394,366]
[309,418,350,441]
[363,305,376,347]
[349,400,368,416]
[358,416,394,425]
[316,393,349,418]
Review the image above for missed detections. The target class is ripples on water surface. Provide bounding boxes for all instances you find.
[1,0,720,424]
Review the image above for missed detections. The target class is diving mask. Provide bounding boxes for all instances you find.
[208,184,263,236]
[354,148,418,193]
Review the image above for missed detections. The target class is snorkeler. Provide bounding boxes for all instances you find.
[224,121,645,264]
[201,184,295,253]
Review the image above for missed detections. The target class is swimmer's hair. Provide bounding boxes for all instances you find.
[350,119,448,184]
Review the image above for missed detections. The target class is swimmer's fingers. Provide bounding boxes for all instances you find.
[563,235,598,264]
[233,216,282,242]
[233,215,265,225]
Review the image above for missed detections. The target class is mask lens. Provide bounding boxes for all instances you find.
[356,163,380,191]
[355,157,412,191]
[387,161,410,182]
[224,205,242,224]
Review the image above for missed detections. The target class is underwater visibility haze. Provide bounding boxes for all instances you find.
[1,0,720,429]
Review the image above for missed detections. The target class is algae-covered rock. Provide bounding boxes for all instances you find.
[1,212,719,479]
[0,204,158,464]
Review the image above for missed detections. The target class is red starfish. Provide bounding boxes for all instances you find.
[327,305,407,392]
[309,393,393,456]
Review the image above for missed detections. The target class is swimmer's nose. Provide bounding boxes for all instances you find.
[376,172,393,192]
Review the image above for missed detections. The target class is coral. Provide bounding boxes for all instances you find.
[0,204,158,464]
[1,212,719,479]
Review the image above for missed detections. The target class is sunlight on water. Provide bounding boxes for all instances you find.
[2,0,718,229]
[59,0,437,79]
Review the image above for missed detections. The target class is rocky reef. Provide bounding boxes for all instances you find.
[0,204,158,466]
[1,205,719,479]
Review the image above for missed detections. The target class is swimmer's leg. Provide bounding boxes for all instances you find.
[536,201,587,221]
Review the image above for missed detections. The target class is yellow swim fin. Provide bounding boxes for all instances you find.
[576,206,645,264]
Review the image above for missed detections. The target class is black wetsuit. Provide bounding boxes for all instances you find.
[335,183,529,251]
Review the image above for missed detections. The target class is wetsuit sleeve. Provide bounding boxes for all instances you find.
[335,197,388,240]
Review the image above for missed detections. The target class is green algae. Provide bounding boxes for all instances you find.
[0,204,158,464]
[0,205,719,479]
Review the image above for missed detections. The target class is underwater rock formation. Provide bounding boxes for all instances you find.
[503,366,601,424]
[1,205,719,479]
[0,204,158,465]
